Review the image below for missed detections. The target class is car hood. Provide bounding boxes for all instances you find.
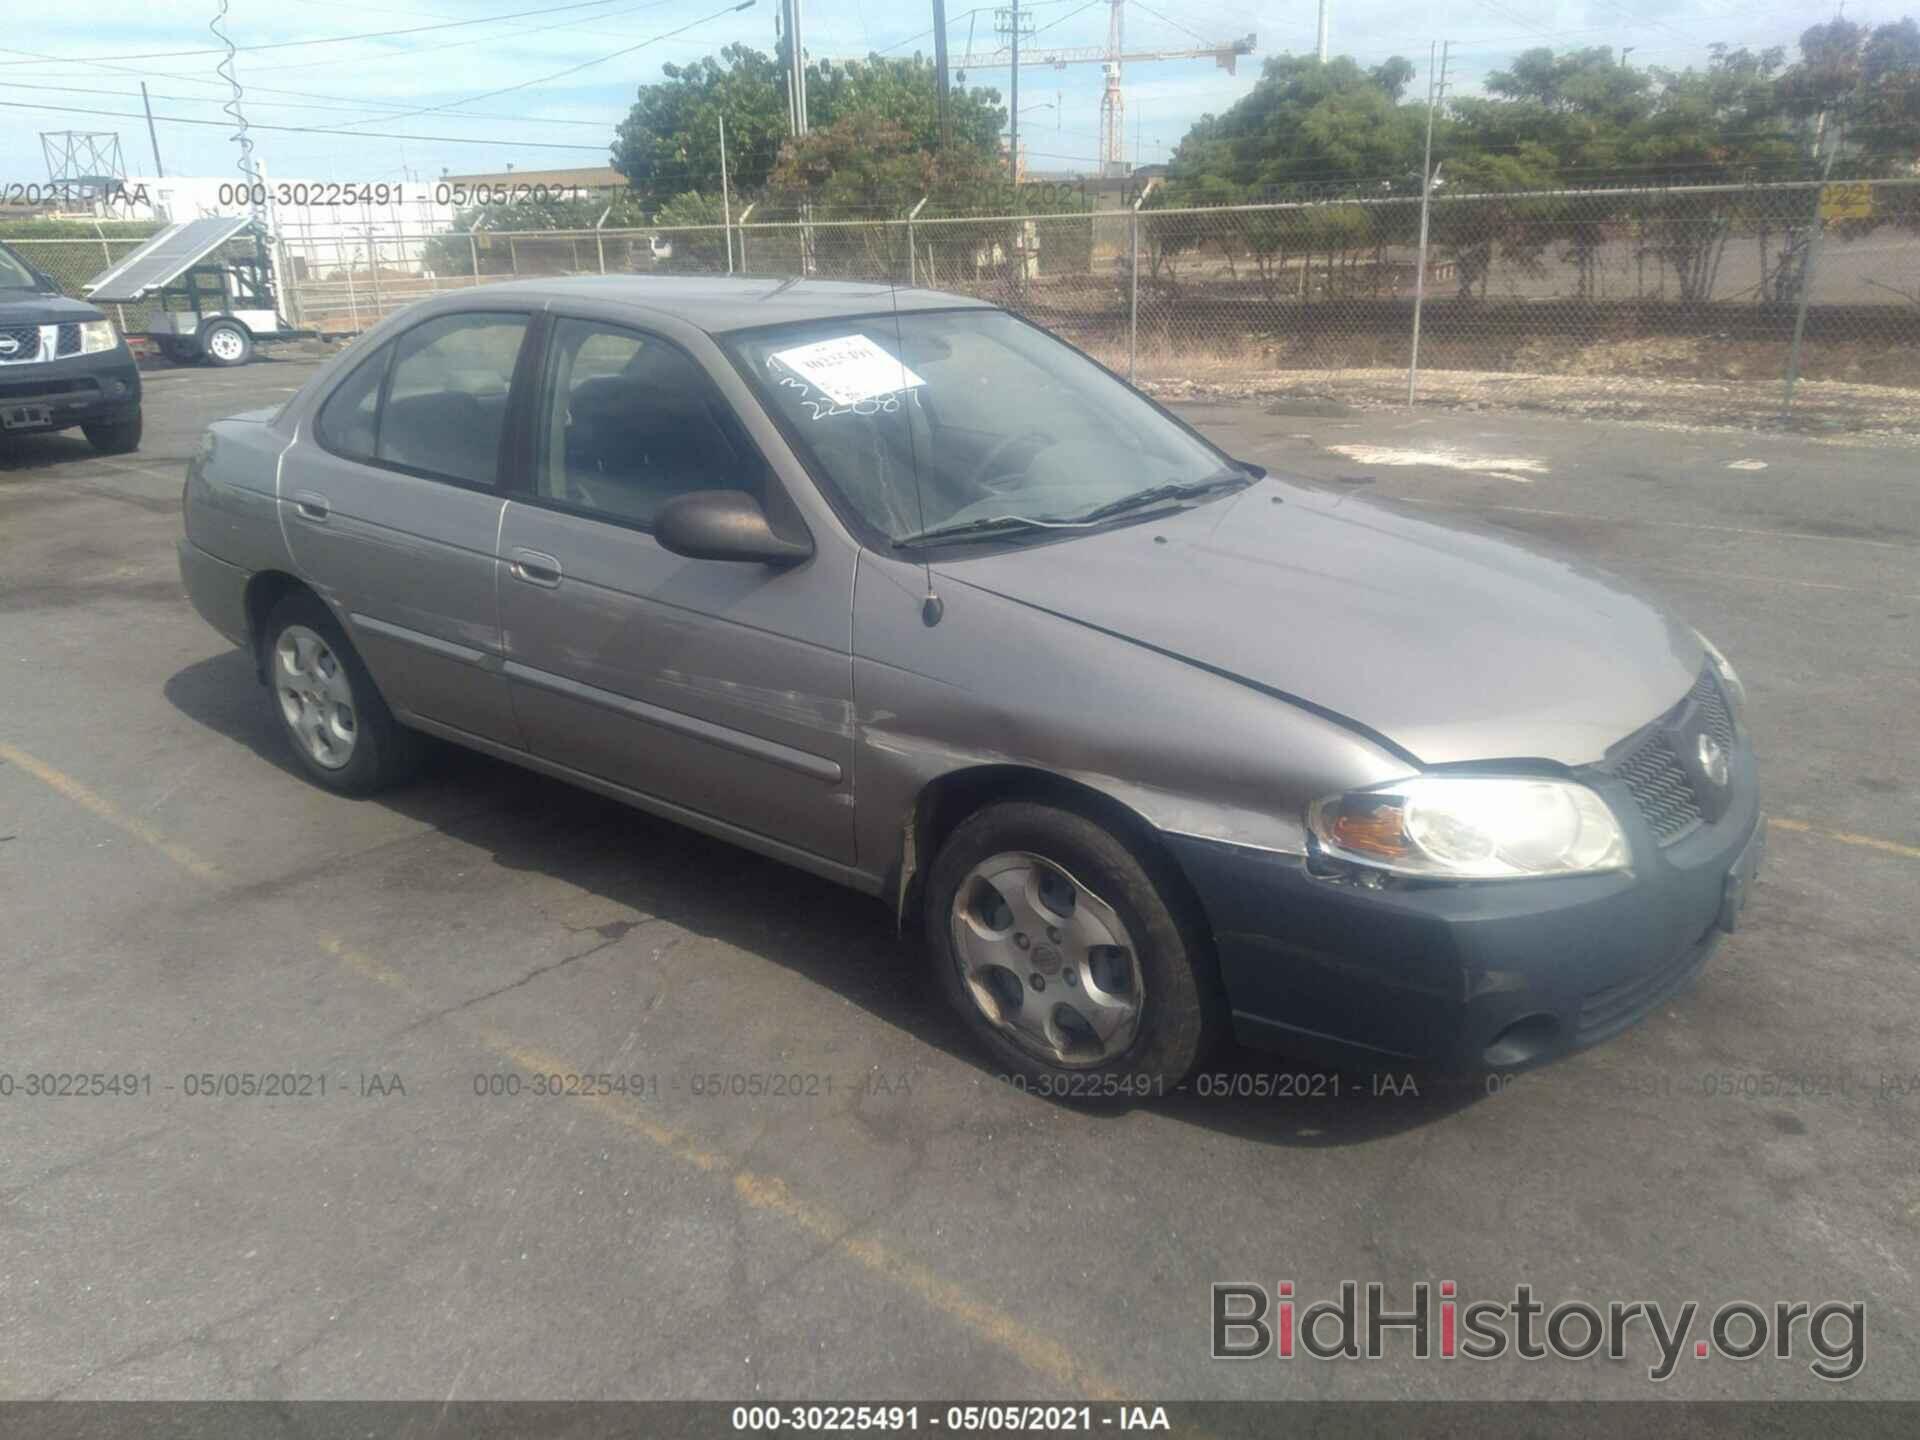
[934,477,1703,767]
[0,291,105,325]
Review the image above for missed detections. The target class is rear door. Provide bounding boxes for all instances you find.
[280,309,534,746]
[495,314,857,865]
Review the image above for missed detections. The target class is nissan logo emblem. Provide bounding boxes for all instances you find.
[1697,733,1730,788]
[0,336,18,356]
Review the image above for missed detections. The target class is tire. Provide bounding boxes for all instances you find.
[158,337,197,364]
[262,592,420,795]
[924,800,1223,1098]
[83,414,142,454]
[200,320,253,367]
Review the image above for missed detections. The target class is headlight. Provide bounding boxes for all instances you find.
[1308,777,1629,880]
[79,319,120,355]
[1693,629,1745,714]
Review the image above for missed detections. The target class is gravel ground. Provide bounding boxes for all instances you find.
[1134,364,1920,443]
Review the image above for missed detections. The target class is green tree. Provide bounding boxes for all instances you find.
[610,45,1005,205]
[611,43,791,202]
[1164,54,1424,196]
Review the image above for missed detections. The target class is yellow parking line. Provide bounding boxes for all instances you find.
[0,740,225,883]
[1769,816,1920,861]
[4,739,1119,1400]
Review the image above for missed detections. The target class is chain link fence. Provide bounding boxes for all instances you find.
[14,178,1920,427]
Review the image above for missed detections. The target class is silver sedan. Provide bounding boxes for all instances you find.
[179,277,1762,1095]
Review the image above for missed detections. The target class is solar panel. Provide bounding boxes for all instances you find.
[84,215,256,302]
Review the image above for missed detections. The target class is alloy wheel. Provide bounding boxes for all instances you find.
[950,851,1144,1066]
[275,625,357,770]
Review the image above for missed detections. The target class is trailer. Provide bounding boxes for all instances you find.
[84,215,315,366]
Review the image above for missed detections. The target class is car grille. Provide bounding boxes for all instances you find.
[1692,666,1734,750]
[1608,668,1736,847]
[56,322,81,357]
[0,324,43,363]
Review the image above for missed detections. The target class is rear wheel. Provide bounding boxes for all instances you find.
[83,414,142,454]
[925,800,1222,1098]
[200,320,252,367]
[263,593,419,794]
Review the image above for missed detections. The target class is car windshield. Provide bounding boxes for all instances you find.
[0,245,39,290]
[725,309,1237,544]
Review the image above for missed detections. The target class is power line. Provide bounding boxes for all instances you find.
[1130,1,1216,48]
[330,0,757,130]
[1,77,611,128]
[0,98,609,149]
[0,0,663,68]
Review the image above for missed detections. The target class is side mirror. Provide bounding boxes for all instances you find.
[655,490,812,566]
[34,269,61,294]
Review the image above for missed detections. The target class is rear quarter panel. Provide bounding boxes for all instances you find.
[184,417,294,576]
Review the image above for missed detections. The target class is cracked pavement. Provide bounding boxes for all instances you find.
[2,359,1917,1401]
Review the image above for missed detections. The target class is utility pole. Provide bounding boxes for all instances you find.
[1408,39,1448,408]
[719,114,734,274]
[1009,0,1021,182]
[139,82,164,177]
[1317,0,1329,62]
[1783,113,1842,415]
[932,0,951,148]
[782,0,809,136]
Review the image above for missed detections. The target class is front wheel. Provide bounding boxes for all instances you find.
[83,414,142,454]
[263,593,419,794]
[924,800,1222,1098]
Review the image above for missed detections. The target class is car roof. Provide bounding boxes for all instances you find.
[446,275,996,334]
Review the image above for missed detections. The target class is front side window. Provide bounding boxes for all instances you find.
[375,312,529,486]
[724,309,1234,545]
[533,317,761,528]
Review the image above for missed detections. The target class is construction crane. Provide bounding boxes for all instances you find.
[950,4,1256,175]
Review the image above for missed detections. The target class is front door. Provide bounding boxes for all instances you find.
[279,309,532,746]
[496,316,856,864]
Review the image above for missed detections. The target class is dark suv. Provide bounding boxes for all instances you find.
[0,239,142,453]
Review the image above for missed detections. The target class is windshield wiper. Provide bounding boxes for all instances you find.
[1060,470,1253,525]
[892,470,1253,549]
[893,514,1073,549]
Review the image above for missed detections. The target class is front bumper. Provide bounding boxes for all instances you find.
[1169,740,1762,1072]
[0,348,142,433]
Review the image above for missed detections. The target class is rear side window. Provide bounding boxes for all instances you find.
[314,345,389,460]
[380,313,528,486]
[314,312,529,487]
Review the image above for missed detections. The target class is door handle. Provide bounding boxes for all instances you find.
[508,547,562,588]
[291,490,331,522]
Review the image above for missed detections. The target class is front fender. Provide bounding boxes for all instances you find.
[851,551,1413,892]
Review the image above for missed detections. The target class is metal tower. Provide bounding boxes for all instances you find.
[40,131,126,204]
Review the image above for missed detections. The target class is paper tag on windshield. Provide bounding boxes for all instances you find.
[770,334,925,406]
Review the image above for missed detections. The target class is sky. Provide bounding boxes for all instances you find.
[0,0,1897,190]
